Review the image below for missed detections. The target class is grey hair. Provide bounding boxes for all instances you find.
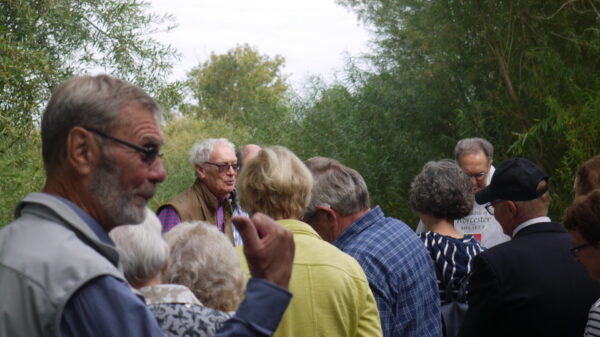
[41,74,162,172]
[190,138,236,166]
[108,208,168,288]
[304,157,370,219]
[410,159,474,220]
[163,221,246,312]
[454,137,494,161]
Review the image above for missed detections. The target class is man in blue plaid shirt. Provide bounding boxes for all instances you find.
[304,157,442,337]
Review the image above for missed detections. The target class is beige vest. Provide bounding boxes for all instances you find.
[159,179,234,243]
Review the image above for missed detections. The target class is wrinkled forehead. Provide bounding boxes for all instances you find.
[210,142,237,162]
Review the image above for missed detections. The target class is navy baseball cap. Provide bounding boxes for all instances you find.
[475,157,549,204]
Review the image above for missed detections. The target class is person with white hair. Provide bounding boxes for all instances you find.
[163,221,246,312]
[158,138,240,244]
[109,209,233,337]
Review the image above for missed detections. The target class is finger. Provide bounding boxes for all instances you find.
[250,212,278,239]
[232,215,259,247]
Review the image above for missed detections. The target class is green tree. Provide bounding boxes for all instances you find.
[0,0,181,226]
[184,44,290,137]
[329,0,600,220]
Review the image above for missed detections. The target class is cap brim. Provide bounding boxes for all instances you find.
[475,185,496,205]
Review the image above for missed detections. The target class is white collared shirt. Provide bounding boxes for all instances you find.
[512,216,552,237]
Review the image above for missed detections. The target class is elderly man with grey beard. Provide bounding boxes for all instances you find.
[0,74,294,337]
[304,157,442,337]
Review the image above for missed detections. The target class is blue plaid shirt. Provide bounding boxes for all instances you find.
[334,206,443,337]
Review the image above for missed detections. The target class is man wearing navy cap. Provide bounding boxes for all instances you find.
[459,158,600,337]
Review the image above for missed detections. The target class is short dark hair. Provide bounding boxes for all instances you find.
[564,190,600,245]
[410,159,473,220]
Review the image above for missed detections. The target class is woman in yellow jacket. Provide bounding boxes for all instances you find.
[236,146,382,337]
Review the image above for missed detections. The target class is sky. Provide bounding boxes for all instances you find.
[149,0,372,89]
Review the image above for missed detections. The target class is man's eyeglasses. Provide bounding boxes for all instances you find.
[467,172,488,181]
[204,162,239,173]
[570,243,594,258]
[484,200,503,215]
[84,127,163,163]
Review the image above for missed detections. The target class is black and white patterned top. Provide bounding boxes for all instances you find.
[139,284,233,337]
[419,231,485,303]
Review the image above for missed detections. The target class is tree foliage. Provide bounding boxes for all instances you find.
[0,0,181,226]
[183,44,291,142]
[287,0,600,222]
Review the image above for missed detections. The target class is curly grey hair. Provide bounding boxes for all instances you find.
[454,137,494,161]
[163,221,246,312]
[410,159,474,220]
[304,157,370,219]
[108,208,168,288]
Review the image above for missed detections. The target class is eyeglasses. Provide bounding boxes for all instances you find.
[84,127,163,163]
[467,172,488,181]
[484,200,503,215]
[570,243,594,258]
[204,161,239,173]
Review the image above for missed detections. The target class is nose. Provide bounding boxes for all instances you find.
[149,157,167,183]
[227,165,237,175]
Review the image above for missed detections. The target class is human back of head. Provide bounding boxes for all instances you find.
[237,146,313,220]
[108,208,168,288]
[41,74,162,175]
[564,190,600,249]
[163,221,246,312]
[575,154,600,197]
[476,157,551,227]
[409,159,473,221]
[303,157,370,219]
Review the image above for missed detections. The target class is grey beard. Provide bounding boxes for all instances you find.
[91,153,146,226]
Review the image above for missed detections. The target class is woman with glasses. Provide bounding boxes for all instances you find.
[564,190,600,337]
[409,160,485,303]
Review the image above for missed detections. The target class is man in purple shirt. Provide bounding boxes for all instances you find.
[0,74,295,337]
[158,138,241,244]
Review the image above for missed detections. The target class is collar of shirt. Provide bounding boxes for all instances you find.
[333,205,382,249]
[277,219,322,239]
[50,194,115,246]
[512,216,552,237]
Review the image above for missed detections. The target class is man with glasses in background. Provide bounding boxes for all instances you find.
[416,137,509,247]
[158,138,241,244]
[459,157,600,337]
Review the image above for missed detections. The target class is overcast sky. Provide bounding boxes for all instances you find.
[150,0,371,88]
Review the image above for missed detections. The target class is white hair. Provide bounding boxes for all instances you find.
[163,221,246,312]
[189,138,236,166]
[109,208,168,287]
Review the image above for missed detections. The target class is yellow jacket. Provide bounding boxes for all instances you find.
[238,219,382,337]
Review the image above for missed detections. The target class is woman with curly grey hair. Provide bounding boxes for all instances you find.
[410,159,485,303]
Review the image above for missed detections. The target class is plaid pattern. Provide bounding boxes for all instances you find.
[334,206,443,337]
[216,198,225,232]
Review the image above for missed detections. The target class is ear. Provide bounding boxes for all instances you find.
[195,164,206,180]
[67,127,100,176]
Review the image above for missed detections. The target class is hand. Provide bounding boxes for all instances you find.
[232,213,295,289]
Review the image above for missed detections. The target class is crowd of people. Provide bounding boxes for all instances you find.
[0,74,599,337]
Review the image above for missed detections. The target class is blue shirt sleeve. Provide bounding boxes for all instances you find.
[216,278,292,336]
[60,275,166,337]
